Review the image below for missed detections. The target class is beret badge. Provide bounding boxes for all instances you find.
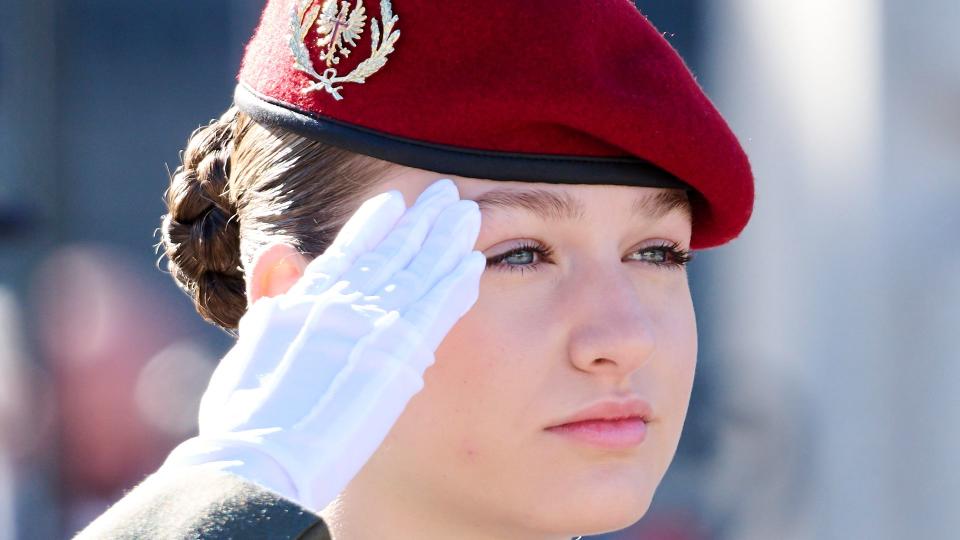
[289,0,400,100]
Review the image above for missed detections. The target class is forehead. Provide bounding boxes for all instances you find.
[457,177,691,223]
[375,167,691,223]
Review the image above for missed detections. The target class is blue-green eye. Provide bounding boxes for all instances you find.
[485,241,553,273]
[501,250,535,265]
[485,240,692,275]
[625,242,693,268]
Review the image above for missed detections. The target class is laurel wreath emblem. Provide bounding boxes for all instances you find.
[290,0,400,101]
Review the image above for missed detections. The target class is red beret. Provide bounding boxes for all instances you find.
[236,0,754,248]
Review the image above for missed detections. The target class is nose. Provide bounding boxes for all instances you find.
[564,269,657,380]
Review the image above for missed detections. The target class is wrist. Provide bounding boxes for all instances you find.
[161,435,301,506]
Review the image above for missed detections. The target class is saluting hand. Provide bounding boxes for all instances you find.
[160,179,483,513]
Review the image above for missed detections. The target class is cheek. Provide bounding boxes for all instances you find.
[660,294,697,379]
[389,281,542,460]
[646,289,698,457]
[431,281,542,420]
[670,292,698,388]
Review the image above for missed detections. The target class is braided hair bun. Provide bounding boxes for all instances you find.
[160,107,246,330]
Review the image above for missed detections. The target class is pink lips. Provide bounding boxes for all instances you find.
[544,398,652,450]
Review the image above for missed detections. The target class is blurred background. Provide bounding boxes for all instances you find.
[0,0,957,538]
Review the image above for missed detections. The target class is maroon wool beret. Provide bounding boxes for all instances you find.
[235,0,754,248]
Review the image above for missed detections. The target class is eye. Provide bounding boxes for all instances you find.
[625,241,693,269]
[485,240,554,274]
[485,239,692,274]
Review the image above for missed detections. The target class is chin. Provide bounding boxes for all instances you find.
[527,474,658,538]
[576,489,654,536]
[536,500,654,538]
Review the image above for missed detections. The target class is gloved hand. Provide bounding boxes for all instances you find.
[159,179,484,513]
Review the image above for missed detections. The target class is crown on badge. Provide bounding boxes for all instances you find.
[289,0,400,101]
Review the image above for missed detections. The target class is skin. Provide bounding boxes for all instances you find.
[248,166,698,540]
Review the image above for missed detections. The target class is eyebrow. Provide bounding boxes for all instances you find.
[634,189,692,221]
[473,187,692,222]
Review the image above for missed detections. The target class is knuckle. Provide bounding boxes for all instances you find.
[351,303,388,319]
[380,270,422,298]
[352,251,388,271]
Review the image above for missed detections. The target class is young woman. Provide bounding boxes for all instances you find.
[77,1,753,538]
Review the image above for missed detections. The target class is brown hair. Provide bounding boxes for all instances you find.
[159,106,393,331]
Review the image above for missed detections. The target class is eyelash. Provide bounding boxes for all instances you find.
[485,240,692,274]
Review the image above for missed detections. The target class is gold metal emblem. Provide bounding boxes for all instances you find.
[290,0,400,100]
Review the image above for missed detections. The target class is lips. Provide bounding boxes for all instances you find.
[544,398,653,450]
[546,397,653,428]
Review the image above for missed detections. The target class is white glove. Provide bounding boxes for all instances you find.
[160,179,484,513]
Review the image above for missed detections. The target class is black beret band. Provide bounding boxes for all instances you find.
[235,83,690,191]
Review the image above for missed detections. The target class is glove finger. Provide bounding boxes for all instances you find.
[272,279,433,435]
[400,251,486,369]
[374,200,481,312]
[289,311,426,462]
[246,284,392,428]
[289,189,406,298]
[202,285,376,432]
[336,179,459,295]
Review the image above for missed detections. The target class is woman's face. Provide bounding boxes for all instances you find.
[339,167,698,537]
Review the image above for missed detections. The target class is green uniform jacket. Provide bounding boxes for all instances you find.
[74,468,331,539]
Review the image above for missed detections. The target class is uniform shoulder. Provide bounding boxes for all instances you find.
[73,466,330,539]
